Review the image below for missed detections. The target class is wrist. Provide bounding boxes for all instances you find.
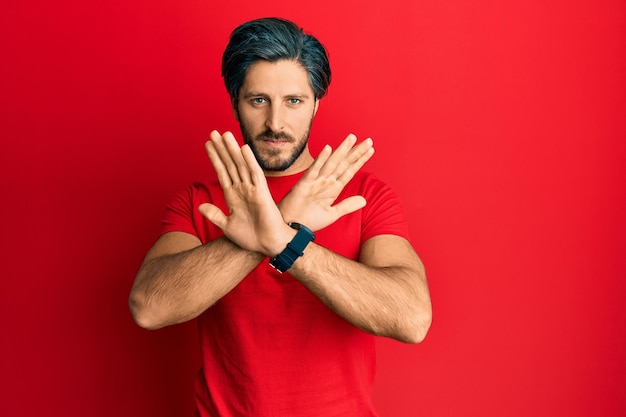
[266,223,297,257]
[269,222,315,273]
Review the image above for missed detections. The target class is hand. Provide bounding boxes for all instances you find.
[278,134,375,231]
[198,131,293,256]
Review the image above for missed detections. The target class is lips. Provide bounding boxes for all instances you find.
[259,138,290,148]
[256,131,294,143]
[260,138,290,143]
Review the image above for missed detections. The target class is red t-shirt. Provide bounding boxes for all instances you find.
[161,170,410,417]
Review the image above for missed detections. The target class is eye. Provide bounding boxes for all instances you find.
[251,97,266,105]
[288,98,301,105]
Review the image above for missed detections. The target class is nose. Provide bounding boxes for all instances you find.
[265,104,284,132]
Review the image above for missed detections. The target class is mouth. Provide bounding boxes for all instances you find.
[258,138,290,148]
[256,133,293,148]
[256,131,294,142]
[259,137,288,142]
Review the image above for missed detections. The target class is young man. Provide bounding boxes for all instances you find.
[130,17,432,416]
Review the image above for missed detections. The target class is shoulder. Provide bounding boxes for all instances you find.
[348,171,410,241]
[168,179,223,207]
[344,170,388,192]
[349,170,382,184]
[343,171,398,203]
[160,179,227,241]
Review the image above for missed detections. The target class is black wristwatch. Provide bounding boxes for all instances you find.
[269,222,315,273]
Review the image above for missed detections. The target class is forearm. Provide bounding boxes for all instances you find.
[130,236,264,329]
[189,132,432,340]
[289,241,432,343]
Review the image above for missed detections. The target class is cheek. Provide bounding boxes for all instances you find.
[239,111,264,130]
[289,109,315,130]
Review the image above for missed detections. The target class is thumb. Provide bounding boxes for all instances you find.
[333,196,367,218]
[198,203,228,231]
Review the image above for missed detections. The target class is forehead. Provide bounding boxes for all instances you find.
[241,59,314,96]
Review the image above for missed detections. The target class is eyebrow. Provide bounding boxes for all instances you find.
[241,92,311,99]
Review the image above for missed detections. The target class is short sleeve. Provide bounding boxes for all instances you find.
[359,173,410,243]
[160,185,200,237]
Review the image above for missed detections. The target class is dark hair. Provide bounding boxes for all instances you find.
[222,17,331,100]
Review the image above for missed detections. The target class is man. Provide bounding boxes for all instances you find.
[130,17,432,416]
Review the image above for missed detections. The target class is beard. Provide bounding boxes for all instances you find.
[239,120,313,172]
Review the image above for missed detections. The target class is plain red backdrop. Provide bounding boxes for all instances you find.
[2,1,625,416]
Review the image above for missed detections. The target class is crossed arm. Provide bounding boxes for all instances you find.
[129,131,432,343]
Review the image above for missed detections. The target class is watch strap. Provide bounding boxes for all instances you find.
[269,223,315,273]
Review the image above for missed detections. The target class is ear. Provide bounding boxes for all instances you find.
[231,97,240,121]
[313,99,320,116]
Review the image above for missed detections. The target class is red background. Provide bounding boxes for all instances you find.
[2,1,625,416]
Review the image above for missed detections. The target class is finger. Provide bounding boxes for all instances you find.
[222,131,252,184]
[346,137,374,164]
[332,195,367,218]
[303,144,332,179]
[205,140,233,189]
[318,134,357,177]
[198,203,228,231]
[209,130,243,184]
[241,144,268,189]
[337,139,375,183]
